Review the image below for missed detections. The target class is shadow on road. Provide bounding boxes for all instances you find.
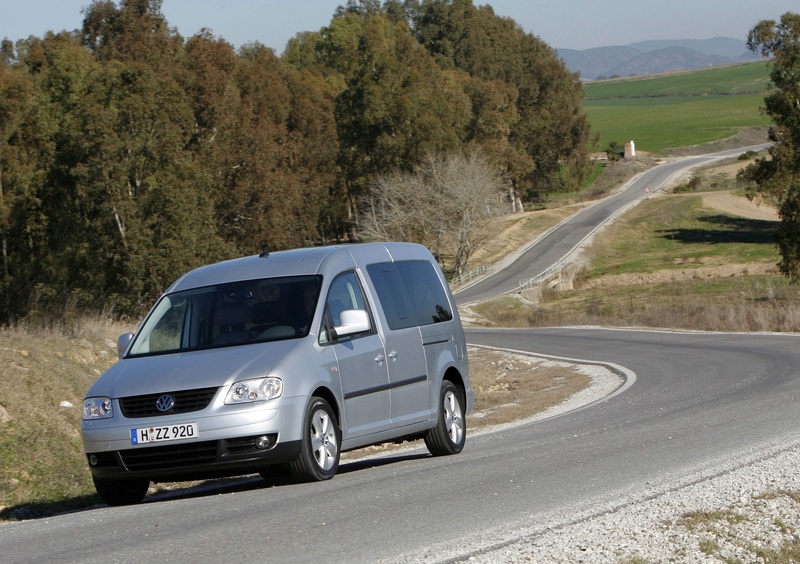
[0,452,431,522]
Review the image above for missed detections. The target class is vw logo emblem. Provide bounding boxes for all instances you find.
[156,395,175,412]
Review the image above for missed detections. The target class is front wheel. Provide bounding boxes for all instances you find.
[425,380,466,456]
[289,397,341,482]
[92,477,149,506]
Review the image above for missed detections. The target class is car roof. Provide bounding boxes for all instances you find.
[165,242,433,293]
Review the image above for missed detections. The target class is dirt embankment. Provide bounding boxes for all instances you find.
[701,190,777,221]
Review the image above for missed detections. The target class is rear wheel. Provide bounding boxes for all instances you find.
[92,477,149,506]
[289,397,341,482]
[424,380,466,456]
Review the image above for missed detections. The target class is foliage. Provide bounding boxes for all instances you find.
[605,141,623,161]
[407,0,592,201]
[741,12,800,282]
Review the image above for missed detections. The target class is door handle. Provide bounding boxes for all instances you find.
[374,354,385,365]
[388,350,399,361]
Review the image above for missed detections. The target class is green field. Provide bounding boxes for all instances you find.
[583,62,774,153]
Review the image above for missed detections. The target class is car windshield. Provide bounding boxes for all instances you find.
[127,275,322,357]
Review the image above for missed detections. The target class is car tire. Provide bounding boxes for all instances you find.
[289,397,341,482]
[424,380,466,456]
[92,477,149,506]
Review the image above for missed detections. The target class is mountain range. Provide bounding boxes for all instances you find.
[557,37,760,81]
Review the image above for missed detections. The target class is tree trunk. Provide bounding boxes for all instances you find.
[0,143,9,322]
[509,186,524,213]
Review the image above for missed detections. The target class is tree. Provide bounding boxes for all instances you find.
[54,58,222,314]
[82,0,182,67]
[204,43,338,251]
[286,6,472,237]
[360,149,509,275]
[605,141,623,162]
[741,13,800,281]
[0,32,99,322]
[409,0,593,203]
[0,50,34,322]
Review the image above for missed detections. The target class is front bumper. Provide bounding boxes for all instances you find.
[86,434,301,482]
[82,395,306,482]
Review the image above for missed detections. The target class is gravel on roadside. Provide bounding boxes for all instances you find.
[465,439,800,563]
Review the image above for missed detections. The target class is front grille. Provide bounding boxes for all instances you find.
[119,440,219,471]
[119,387,218,418]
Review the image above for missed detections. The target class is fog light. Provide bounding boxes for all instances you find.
[255,435,271,449]
[89,454,98,466]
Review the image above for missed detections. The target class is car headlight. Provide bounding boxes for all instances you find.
[225,377,283,404]
[83,397,114,420]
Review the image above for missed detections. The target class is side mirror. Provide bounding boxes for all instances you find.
[117,333,134,359]
[333,309,370,338]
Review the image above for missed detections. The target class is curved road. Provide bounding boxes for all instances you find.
[2,145,796,563]
[455,145,768,304]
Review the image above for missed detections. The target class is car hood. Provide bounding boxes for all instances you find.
[86,340,299,398]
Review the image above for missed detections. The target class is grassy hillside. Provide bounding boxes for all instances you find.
[0,321,123,517]
[583,62,774,153]
[584,62,772,99]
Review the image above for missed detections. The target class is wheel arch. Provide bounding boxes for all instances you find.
[310,385,340,425]
[443,366,466,398]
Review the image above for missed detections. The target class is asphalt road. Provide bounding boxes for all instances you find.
[3,145,795,563]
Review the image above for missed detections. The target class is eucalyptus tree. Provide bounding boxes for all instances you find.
[742,13,800,281]
[408,0,592,203]
[81,0,183,68]
[0,32,103,321]
[211,42,338,251]
[0,49,34,322]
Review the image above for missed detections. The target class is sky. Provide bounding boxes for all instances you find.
[1,0,799,53]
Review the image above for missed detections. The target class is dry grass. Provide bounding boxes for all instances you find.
[672,492,800,562]
[467,272,800,334]
[465,347,589,428]
[0,318,129,517]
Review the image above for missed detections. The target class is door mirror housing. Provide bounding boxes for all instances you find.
[117,333,134,359]
[334,309,370,338]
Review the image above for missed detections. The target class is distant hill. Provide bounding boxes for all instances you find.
[557,37,760,81]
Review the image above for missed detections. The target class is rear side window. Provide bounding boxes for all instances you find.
[366,264,413,329]
[395,261,453,324]
[367,260,453,330]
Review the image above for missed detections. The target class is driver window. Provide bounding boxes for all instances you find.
[319,271,370,345]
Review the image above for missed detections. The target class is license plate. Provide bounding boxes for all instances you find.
[130,423,198,445]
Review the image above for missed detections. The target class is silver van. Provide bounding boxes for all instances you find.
[81,242,472,505]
